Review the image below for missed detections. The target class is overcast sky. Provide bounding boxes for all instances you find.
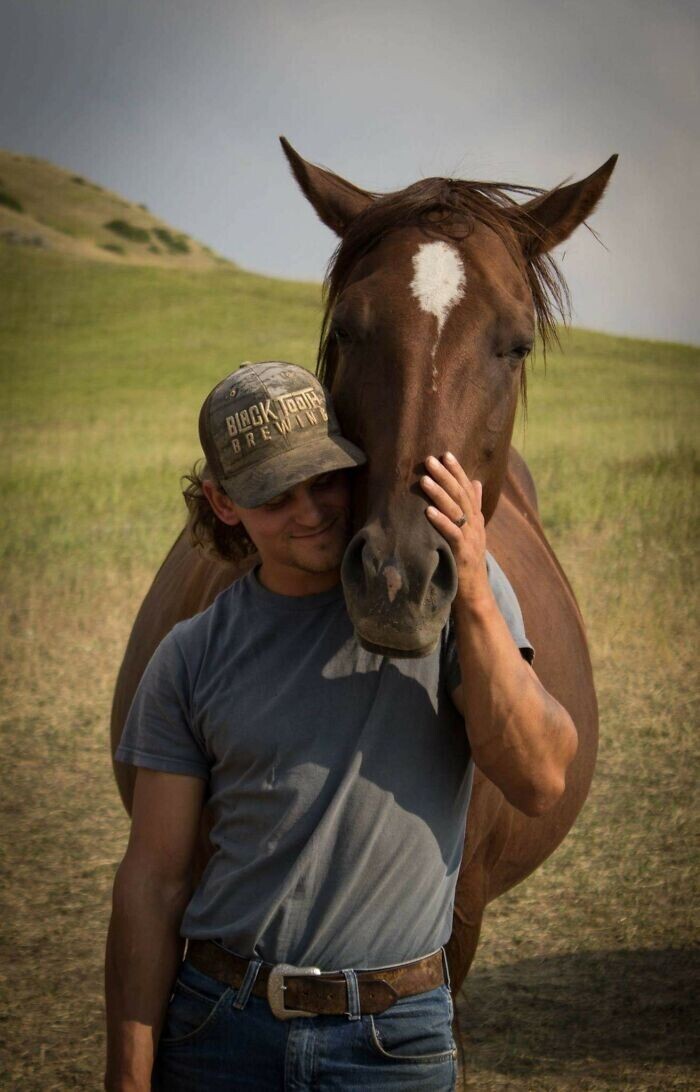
[1,0,699,344]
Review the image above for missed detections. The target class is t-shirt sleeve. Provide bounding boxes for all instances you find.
[115,629,210,780]
[444,551,535,696]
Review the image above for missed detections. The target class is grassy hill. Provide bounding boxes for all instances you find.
[0,167,698,1089]
[0,150,228,269]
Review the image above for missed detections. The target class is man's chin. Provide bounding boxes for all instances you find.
[290,553,344,576]
[289,540,346,575]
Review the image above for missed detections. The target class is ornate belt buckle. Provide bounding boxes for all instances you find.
[267,963,322,1020]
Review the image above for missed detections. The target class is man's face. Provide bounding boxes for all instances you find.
[228,469,351,577]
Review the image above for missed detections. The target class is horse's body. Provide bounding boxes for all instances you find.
[111,141,615,989]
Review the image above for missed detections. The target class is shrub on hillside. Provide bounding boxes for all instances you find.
[104,219,150,244]
[0,191,24,213]
[100,243,125,255]
[153,227,190,254]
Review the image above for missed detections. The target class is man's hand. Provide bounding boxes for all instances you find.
[421,452,490,607]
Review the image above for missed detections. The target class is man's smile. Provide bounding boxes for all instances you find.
[290,517,342,540]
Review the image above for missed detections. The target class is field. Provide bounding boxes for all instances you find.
[1,244,698,1090]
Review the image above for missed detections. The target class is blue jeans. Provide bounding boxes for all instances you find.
[153,957,457,1090]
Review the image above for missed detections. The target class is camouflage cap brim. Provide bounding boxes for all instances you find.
[219,433,366,509]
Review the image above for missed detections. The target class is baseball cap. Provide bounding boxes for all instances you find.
[198,361,366,508]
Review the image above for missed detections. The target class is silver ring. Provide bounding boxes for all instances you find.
[454,513,468,528]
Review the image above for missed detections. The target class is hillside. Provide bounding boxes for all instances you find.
[0,149,229,269]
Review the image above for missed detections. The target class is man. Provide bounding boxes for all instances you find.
[105,361,577,1091]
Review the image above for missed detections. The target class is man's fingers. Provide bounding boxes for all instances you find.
[425,453,483,518]
[443,453,483,513]
[424,455,472,516]
[425,505,464,545]
[420,475,465,522]
[442,452,471,488]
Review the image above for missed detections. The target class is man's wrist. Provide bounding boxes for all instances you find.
[454,570,495,621]
[104,1023,155,1092]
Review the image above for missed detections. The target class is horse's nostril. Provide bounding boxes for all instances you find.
[431,543,458,599]
[342,531,370,592]
[343,528,457,617]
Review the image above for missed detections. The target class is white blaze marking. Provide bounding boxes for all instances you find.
[409,242,466,385]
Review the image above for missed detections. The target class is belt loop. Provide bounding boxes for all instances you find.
[440,946,452,991]
[233,958,262,1010]
[341,969,361,1021]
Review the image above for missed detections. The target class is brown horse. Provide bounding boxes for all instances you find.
[111,139,616,990]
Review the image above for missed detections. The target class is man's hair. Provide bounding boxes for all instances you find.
[182,461,257,563]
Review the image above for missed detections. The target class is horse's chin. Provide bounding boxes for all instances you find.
[345,595,449,660]
[356,634,439,659]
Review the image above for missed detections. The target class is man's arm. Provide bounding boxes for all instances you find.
[105,768,206,1092]
[422,453,578,817]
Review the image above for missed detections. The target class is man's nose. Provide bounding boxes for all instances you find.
[293,488,325,525]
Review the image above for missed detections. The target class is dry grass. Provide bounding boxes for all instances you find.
[1,249,698,1089]
[456,520,698,1090]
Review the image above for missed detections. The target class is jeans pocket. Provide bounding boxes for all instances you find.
[159,960,232,1045]
[442,983,455,1023]
[366,986,457,1065]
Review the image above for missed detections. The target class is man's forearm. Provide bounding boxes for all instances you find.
[104,860,190,1091]
[419,453,578,815]
[454,588,578,816]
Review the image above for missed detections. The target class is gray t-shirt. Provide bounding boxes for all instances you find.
[116,553,533,969]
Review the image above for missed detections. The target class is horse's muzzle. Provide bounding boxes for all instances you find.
[341,520,458,657]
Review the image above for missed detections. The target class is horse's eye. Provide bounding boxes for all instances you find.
[505,344,532,364]
[331,323,352,345]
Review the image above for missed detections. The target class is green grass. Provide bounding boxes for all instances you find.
[153,226,190,254]
[0,248,322,589]
[0,189,23,212]
[0,244,698,1089]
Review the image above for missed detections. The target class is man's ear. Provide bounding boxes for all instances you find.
[202,480,242,527]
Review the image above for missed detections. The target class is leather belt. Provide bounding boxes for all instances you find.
[187,939,446,1019]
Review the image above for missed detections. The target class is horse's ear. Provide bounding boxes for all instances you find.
[280,136,374,236]
[514,155,618,257]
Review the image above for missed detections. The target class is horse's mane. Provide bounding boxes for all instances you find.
[317,176,571,404]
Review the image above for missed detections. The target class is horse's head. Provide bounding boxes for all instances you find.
[281,138,616,656]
